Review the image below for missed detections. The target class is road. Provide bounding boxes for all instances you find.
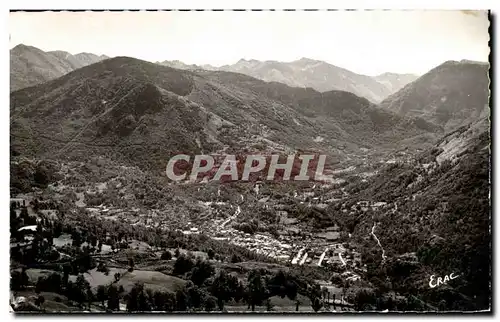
[371,222,386,261]
[220,205,241,228]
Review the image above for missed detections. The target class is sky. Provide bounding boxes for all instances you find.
[9,10,490,76]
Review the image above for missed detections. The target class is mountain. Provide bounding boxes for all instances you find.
[11,56,439,174]
[158,60,217,71]
[379,60,490,131]
[330,115,490,310]
[196,69,441,148]
[10,57,208,172]
[10,44,110,91]
[46,50,86,70]
[10,45,75,91]
[219,58,395,103]
[159,58,417,103]
[73,52,110,66]
[374,72,419,93]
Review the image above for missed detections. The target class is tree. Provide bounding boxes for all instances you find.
[138,287,152,312]
[175,288,189,311]
[10,271,24,291]
[267,270,298,301]
[353,289,376,311]
[126,282,151,312]
[311,296,323,312]
[266,298,274,311]
[96,285,107,308]
[35,277,44,294]
[10,207,19,236]
[247,270,269,311]
[34,165,50,187]
[163,291,176,311]
[86,287,94,310]
[309,283,323,312]
[204,295,217,312]
[21,267,29,289]
[35,295,45,309]
[74,274,89,307]
[231,254,242,263]
[185,284,205,309]
[153,291,167,311]
[107,284,120,311]
[320,286,327,298]
[72,231,82,248]
[210,271,242,311]
[97,262,108,273]
[128,258,135,272]
[62,264,71,286]
[207,249,215,260]
[34,273,63,294]
[161,250,172,260]
[173,255,194,276]
[189,260,214,286]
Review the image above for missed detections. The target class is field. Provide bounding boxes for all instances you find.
[114,269,187,293]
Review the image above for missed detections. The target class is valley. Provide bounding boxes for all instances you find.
[9,44,490,312]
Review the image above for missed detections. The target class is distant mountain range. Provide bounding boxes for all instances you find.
[379,60,490,131]
[10,56,437,173]
[10,45,490,168]
[11,43,418,103]
[374,72,421,94]
[158,58,419,103]
[10,44,110,91]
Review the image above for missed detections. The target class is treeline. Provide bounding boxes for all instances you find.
[12,255,326,313]
[10,158,62,194]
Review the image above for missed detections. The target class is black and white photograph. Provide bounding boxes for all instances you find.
[8,9,491,313]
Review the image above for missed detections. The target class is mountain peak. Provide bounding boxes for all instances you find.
[296,57,319,63]
[11,44,39,52]
[380,58,489,131]
[10,44,115,91]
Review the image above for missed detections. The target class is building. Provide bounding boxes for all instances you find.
[10,198,26,208]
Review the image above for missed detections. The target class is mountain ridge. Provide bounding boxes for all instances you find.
[11,56,439,174]
[10,44,111,91]
[158,57,419,103]
[379,60,490,132]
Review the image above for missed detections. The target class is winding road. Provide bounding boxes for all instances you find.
[371,222,386,261]
[339,252,346,266]
[220,205,241,228]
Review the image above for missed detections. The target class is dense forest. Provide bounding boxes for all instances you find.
[328,129,490,310]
